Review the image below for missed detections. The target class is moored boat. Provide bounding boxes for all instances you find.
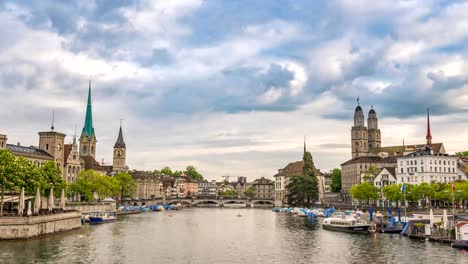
[451,240,468,249]
[89,211,117,224]
[322,216,371,233]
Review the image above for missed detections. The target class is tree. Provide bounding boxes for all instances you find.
[411,183,435,205]
[69,170,119,202]
[330,168,342,192]
[455,151,468,157]
[362,165,380,184]
[15,157,41,195]
[350,182,379,204]
[244,186,254,198]
[184,165,204,181]
[220,189,237,196]
[285,151,319,207]
[39,161,66,197]
[114,173,137,200]
[0,149,18,216]
[160,167,173,176]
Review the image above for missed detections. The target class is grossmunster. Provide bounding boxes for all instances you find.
[0,82,128,183]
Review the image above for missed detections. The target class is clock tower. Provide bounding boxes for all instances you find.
[113,124,126,172]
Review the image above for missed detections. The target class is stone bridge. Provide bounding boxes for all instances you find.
[123,198,273,207]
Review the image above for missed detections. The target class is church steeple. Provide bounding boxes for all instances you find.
[426,108,432,145]
[113,122,127,172]
[81,80,95,139]
[79,81,97,158]
[114,124,126,148]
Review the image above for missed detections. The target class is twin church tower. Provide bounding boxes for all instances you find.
[351,100,381,158]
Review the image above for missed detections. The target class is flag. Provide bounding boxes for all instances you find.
[400,183,406,192]
[452,182,456,191]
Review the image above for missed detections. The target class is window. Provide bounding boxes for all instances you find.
[46,144,49,150]
[421,167,424,172]
[401,168,404,173]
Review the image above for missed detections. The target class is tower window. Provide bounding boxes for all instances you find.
[46,144,49,150]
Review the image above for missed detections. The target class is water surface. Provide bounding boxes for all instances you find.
[0,208,465,263]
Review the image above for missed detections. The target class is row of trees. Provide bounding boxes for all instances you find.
[0,149,66,216]
[285,151,319,207]
[350,181,468,206]
[68,170,137,202]
[148,165,204,181]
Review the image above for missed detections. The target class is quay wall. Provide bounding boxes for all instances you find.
[0,212,81,240]
[68,202,116,213]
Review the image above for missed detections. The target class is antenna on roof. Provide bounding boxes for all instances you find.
[51,109,55,131]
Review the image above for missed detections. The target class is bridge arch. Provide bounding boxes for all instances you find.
[191,199,221,206]
[252,200,274,205]
[167,199,192,205]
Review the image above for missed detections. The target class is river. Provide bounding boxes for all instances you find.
[0,208,465,264]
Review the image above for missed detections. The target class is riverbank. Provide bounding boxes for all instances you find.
[0,211,81,240]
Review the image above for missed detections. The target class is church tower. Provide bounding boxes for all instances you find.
[367,106,381,150]
[79,81,97,158]
[113,124,126,172]
[38,114,66,173]
[351,100,368,158]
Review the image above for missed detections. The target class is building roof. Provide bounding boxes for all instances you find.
[114,125,126,148]
[81,156,113,174]
[458,162,468,175]
[341,155,397,166]
[403,146,451,158]
[253,177,273,185]
[275,160,323,177]
[6,144,53,159]
[369,143,445,156]
[81,81,95,139]
[63,144,71,166]
[129,171,160,180]
[380,167,396,177]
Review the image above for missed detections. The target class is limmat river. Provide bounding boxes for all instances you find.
[0,208,466,264]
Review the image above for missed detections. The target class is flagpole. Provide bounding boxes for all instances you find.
[452,181,455,230]
[404,186,407,222]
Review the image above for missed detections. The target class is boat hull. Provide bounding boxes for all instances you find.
[89,217,117,225]
[451,240,468,249]
[322,224,370,234]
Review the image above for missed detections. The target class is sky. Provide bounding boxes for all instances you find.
[1,0,468,181]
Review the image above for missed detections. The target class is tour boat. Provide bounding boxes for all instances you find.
[322,216,371,233]
[451,240,468,249]
[89,211,117,224]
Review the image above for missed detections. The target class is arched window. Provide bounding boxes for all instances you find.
[82,145,87,154]
[68,167,71,174]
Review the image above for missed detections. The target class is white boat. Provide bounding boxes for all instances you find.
[322,215,371,233]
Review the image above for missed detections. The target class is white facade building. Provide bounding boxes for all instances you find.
[396,147,458,185]
[373,168,397,189]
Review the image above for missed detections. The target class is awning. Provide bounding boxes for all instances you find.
[1,195,34,203]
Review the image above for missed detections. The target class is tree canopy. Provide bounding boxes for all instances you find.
[184,165,204,181]
[114,172,137,201]
[330,168,342,192]
[68,170,122,202]
[0,149,66,216]
[362,165,381,184]
[244,186,254,198]
[285,151,319,207]
[350,182,379,204]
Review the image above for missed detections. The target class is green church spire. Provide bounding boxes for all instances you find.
[81,80,95,139]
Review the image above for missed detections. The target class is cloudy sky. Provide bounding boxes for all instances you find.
[1,0,468,180]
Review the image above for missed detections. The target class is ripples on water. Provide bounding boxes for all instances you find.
[0,209,466,264]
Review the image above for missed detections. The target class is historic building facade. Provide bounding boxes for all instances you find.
[252,177,274,199]
[396,147,458,185]
[129,171,162,199]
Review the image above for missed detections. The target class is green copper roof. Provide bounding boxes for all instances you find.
[81,81,95,139]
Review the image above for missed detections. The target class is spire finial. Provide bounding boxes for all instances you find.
[51,109,55,131]
[426,108,432,145]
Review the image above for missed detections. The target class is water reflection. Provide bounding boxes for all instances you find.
[0,209,465,264]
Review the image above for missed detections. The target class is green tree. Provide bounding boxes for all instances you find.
[184,165,204,181]
[160,167,173,176]
[0,149,18,216]
[455,151,468,157]
[350,182,379,204]
[39,161,66,197]
[15,157,41,195]
[362,165,381,184]
[244,186,254,198]
[69,170,119,202]
[285,151,319,207]
[330,168,342,192]
[411,183,435,205]
[220,189,237,196]
[114,172,137,200]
